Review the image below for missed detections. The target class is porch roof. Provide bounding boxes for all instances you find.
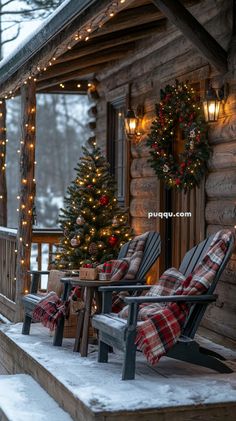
[0,0,202,97]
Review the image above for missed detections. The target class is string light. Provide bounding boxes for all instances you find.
[0,0,131,99]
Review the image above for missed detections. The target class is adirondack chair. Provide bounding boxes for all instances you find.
[21,231,161,348]
[92,232,234,380]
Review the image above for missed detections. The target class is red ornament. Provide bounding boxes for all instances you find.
[87,184,93,189]
[108,235,118,247]
[99,194,109,206]
[180,162,186,169]
[175,178,181,186]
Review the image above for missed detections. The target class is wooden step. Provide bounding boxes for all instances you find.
[0,374,73,421]
[1,323,236,421]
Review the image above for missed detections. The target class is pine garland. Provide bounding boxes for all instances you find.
[146,80,211,191]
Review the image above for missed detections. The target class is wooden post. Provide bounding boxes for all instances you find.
[15,80,36,319]
[0,99,7,226]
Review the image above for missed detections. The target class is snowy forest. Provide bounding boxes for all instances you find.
[6,94,90,228]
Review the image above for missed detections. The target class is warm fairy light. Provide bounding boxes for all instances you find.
[24,289,29,294]
[77,84,81,88]
[0,1,129,99]
[22,179,27,184]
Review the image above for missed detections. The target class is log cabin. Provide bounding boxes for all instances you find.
[0,0,235,350]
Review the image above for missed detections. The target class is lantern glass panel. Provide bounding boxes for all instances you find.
[203,99,220,122]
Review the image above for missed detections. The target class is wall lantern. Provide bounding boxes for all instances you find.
[124,108,138,137]
[124,83,144,140]
[203,84,226,123]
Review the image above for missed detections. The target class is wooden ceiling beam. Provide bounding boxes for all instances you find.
[151,0,228,74]
[37,44,134,82]
[57,20,166,64]
[36,64,105,91]
[37,80,89,94]
[95,4,164,36]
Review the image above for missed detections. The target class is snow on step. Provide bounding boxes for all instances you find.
[0,374,72,421]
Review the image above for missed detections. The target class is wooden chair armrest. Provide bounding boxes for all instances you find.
[124,294,218,304]
[28,270,50,275]
[99,285,151,293]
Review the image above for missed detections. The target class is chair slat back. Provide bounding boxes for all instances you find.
[179,232,234,338]
[118,232,161,281]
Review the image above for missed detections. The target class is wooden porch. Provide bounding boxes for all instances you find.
[0,322,236,421]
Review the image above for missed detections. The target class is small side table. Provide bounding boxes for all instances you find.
[60,278,112,357]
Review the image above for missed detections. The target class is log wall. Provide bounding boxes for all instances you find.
[203,81,236,341]
[95,0,236,339]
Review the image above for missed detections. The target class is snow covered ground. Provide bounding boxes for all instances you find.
[0,322,236,415]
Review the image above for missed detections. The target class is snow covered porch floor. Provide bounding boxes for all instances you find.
[1,323,236,421]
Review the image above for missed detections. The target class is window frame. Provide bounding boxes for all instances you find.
[107,96,129,207]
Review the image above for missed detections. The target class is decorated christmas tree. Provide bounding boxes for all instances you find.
[55,143,133,269]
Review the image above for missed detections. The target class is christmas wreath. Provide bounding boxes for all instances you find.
[146,81,211,191]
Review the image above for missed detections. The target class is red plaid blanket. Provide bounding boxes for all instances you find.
[98,232,149,281]
[32,292,68,331]
[119,267,186,320]
[135,229,234,365]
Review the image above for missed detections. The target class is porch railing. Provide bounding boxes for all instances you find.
[0,226,62,321]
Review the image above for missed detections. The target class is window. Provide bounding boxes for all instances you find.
[107,97,129,206]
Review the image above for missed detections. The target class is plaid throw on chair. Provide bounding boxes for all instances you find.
[32,292,69,331]
[99,232,149,281]
[119,267,186,320]
[135,229,234,365]
[99,232,149,312]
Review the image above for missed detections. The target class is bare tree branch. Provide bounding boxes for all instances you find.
[1,7,53,15]
[2,22,20,32]
[1,24,21,46]
[2,0,15,7]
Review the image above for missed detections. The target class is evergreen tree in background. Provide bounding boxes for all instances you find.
[55,143,133,269]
